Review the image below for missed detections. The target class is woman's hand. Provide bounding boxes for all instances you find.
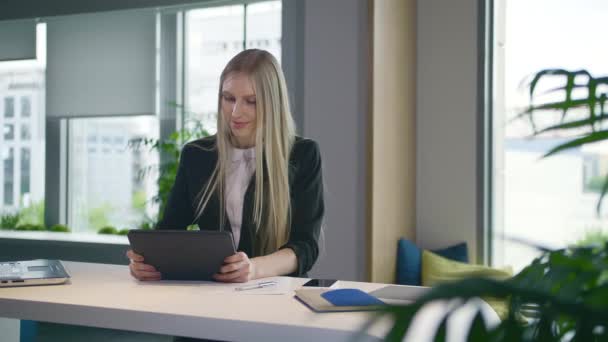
[126,249,161,281]
[213,251,257,283]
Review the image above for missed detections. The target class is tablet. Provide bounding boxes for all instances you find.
[127,230,236,281]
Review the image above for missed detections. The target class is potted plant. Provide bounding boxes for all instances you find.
[129,103,210,225]
[374,69,608,341]
[376,243,608,341]
[0,212,20,230]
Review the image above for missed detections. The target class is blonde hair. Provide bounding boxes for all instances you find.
[194,49,296,256]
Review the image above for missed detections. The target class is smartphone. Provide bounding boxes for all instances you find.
[302,278,338,287]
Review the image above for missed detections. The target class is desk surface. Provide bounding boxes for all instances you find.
[0,262,498,341]
[0,262,405,341]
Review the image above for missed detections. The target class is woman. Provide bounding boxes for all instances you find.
[127,49,324,282]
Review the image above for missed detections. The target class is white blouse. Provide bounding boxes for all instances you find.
[225,147,256,247]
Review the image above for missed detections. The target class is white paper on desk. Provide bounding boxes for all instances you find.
[199,277,293,295]
[234,277,293,295]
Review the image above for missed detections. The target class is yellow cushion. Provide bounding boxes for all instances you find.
[421,250,513,320]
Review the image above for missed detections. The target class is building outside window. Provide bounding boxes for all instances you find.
[67,116,159,233]
[20,124,31,140]
[3,124,14,140]
[21,96,31,117]
[492,0,608,271]
[4,97,14,118]
[0,23,45,219]
[20,148,30,197]
[3,148,14,206]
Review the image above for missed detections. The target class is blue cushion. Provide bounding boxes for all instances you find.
[20,320,37,342]
[396,239,469,286]
[396,239,422,286]
[435,242,469,263]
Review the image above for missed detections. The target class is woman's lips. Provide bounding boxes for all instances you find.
[232,121,249,129]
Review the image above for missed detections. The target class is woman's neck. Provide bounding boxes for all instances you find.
[233,137,255,149]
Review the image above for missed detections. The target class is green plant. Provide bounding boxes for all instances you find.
[514,69,608,214]
[15,224,45,231]
[88,203,113,230]
[48,224,70,233]
[138,221,155,230]
[129,105,209,223]
[98,226,118,235]
[132,190,147,214]
[1,212,20,229]
[376,243,608,341]
[576,229,608,247]
[375,69,608,341]
[186,224,200,231]
[118,228,130,235]
[18,200,45,225]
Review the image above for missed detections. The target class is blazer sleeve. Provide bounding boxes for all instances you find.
[280,139,325,276]
[156,144,195,230]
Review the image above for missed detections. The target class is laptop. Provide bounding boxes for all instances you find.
[0,259,70,287]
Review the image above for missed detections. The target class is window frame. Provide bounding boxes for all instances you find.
[0,0,294,265]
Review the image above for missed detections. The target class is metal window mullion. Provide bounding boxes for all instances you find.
[178,11,186,134]
[59,118,68,225]
[477,0,494,266]
[243,3,248,50]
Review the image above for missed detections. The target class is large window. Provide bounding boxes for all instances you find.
[185,1,281,134]
[0,1,281,236]
[492,0,608,270]
[67,116,159,233]
[0,23,46,220]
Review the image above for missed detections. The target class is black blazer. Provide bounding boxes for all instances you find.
[156,135,325,276]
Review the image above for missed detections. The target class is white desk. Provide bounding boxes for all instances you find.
[0,262,498,341]
[0,262,394,341]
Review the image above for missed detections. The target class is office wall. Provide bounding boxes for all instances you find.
[301,0,370,281]
[416,0,481,260]
[370,0,416,283]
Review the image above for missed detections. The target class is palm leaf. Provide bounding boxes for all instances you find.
[541,131,608,158]
[536,115,608,134]
[467,312,490,341]
[596,173,608,218]
[517,70,608,214]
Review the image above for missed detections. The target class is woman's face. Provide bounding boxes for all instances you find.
[221,72,257,148]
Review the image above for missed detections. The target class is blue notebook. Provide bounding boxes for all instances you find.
[295,288,386,312]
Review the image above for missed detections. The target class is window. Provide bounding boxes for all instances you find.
[492,0,608,270]
[20,148,30,196]
[185,1,281,134]
[1,3,282,237]
[4,97,14,118]
[3,124,14,140]
[0,22,45,221]
[21,96,31,117]
[20,124,31,140]
[3,148,14,206]
[245,2,282,58]
[67,116,159,233]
